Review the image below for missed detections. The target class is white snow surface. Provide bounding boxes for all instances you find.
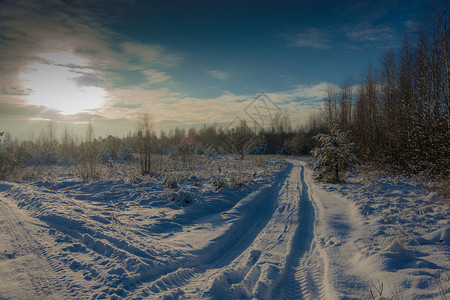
[0,158,448,299]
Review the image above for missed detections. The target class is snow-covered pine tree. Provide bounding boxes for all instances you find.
[311,127,361,182]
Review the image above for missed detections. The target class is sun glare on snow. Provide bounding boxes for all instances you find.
[19,52,106,115]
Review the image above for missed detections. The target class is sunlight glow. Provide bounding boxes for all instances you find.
[19,52,106,115]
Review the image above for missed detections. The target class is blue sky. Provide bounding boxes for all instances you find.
[0,0,425,138]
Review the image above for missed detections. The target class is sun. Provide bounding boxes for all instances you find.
[19,52,106,115]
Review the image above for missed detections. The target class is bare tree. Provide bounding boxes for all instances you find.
[322,83,338,126]
[226,120,256,160]
[339,76,353,130]
[136,114,154,175]
[79,122,99,179]
[61,124,74,160]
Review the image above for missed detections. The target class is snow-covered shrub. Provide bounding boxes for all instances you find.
[213,176,226,190]
[0,146,15,180]
[251,156,268,168]
[36,150,59,165]
[122,150,134,162]
[99,152,112,164]
[188,175,201,187]
[15,147,34,166]
[250,139,268,155]
[228,173,252,189]
[311,127,361,182]
[178,144,194,168]
[205,145,219,157]
[165,177,178,189]
[78,148,100,179]
[194,146,205,155]
[168,144,179,158]
[167,190,197,204]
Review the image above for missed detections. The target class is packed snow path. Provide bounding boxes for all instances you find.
[145,161,325,299]
[0,192,68,299]
[0,159,448,299]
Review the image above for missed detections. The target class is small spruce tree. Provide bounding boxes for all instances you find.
[311,127,361,182]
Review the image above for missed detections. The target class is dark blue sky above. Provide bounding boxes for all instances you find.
[108,0,422,96]
[0,0,426,137]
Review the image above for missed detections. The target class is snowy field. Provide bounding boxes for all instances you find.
[0,156,448,299]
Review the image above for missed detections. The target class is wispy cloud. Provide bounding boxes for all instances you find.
[206,70,229,80]
[101,82,330,131]
[122,42,183,68]
[404,19,417,32]
[262,82,331,125]
[0,100,65,121]
[141,69,171,85]
[283,28,331,50]
[266,82,329,106]
[344,24,395,42]
[283,22,400,52]
[101,88,247,126]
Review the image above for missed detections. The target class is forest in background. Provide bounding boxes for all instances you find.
[0,0,448,182]
[317,0,449,179]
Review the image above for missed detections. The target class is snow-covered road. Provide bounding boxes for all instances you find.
[0,189,68,299]
[150,161,325,299]
[0,159,448,299]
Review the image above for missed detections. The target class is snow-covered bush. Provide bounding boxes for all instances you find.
[15,147,34,166]
[311,127,361,182]
[228,173,252,189]
[0,133,17,179]
[0,147,15,180]
[205,145,219,157]
[99,152,112,164]
[119,150,135,162]
[250,139,268,155]
[36,150,59,165]
[213,176,226,190]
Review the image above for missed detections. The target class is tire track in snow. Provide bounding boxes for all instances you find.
[0,196,67,299]
[270,164,325,300]
[294,164,326,300]
[138,164,293,298]
[4,182,187,299]
[145,161,327,300]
